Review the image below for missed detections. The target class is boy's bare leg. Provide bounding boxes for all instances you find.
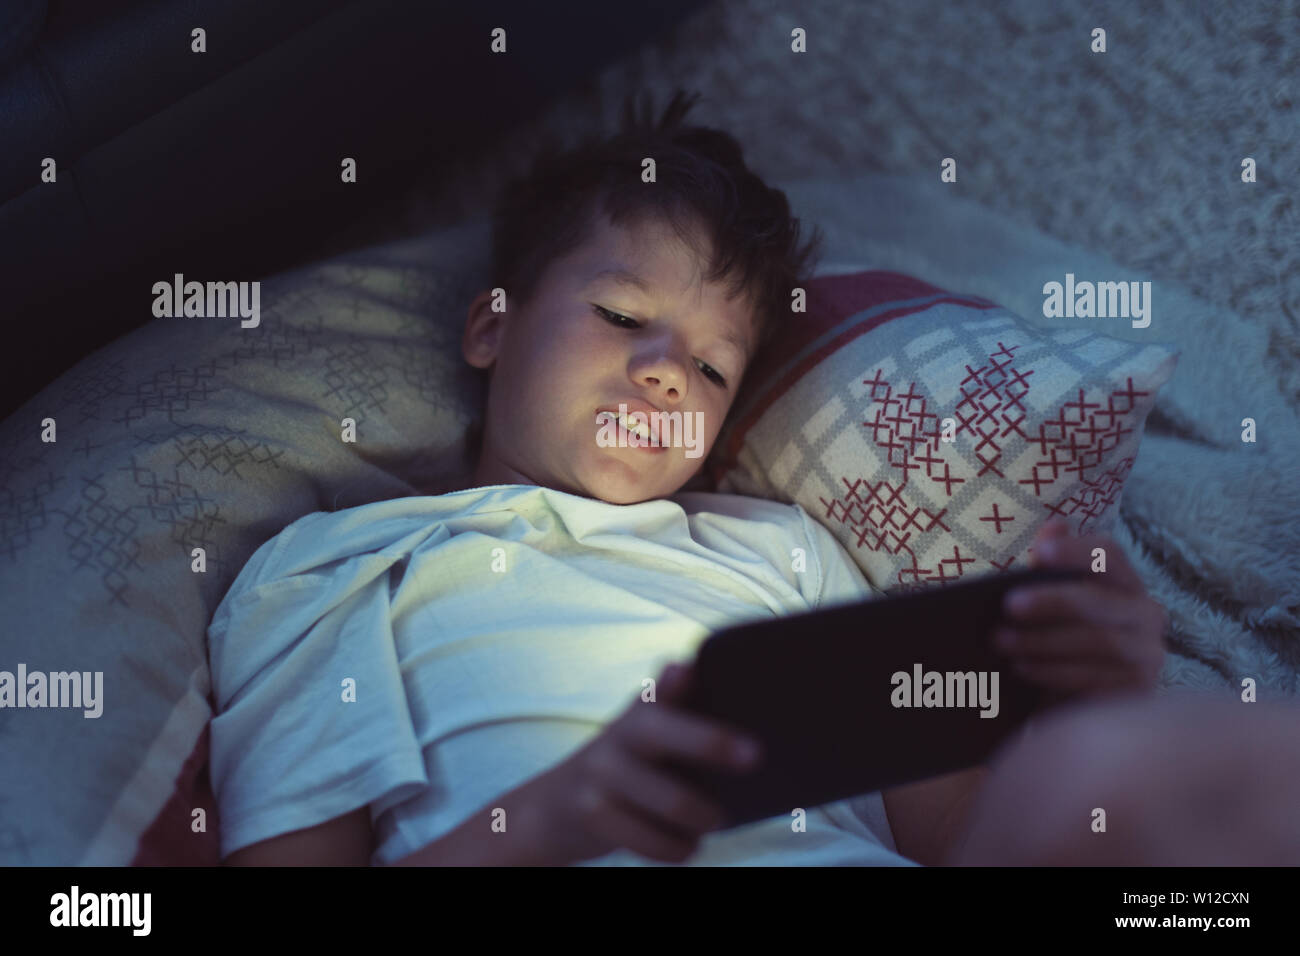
[947,691,1300,866]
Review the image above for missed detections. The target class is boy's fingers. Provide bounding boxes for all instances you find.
[994,624,1126,662]
[578,787,700,863]
[1001,582,1127,628]
[620,703,760,772]
[1028,529,1145,593]
[601,747,727,835]
[657,662,693,702]
[1037,518,1072,540]
[1027,519,1071,566]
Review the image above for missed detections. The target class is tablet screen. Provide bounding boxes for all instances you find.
[672,567,1087,828]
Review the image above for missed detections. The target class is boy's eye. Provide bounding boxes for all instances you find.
[593,304,639,330]
[697,361,727,388]
[593,305,729,389]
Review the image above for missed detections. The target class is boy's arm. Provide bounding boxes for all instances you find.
[223,783,559,866]
[881,764,991,866]
[223,806,375,866]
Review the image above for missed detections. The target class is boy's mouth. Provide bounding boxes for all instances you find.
[615,417,667,452]
[596,402,668,451]
[615,410,654,443]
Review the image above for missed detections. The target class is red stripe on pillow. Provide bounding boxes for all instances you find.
[802,271,966,329]
[768,271,992,355]
[132,721,222,866]
[712,274,1000,479]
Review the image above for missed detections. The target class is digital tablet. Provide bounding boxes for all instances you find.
[670,566,1089,829]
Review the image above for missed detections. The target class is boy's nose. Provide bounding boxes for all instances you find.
[633,347,689,401]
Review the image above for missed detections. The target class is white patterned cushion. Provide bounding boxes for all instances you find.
[708,271,1179,594]
[0,221,490,864]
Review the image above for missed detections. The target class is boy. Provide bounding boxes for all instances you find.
[210,91,1168,866]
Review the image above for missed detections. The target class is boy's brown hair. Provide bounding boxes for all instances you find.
[488,88,823,366]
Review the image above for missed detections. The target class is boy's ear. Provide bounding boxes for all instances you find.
[462,289,506,371]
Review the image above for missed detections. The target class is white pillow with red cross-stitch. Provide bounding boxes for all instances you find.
[707,270,1179,594]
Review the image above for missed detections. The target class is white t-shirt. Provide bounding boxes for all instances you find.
[207,483,916,866]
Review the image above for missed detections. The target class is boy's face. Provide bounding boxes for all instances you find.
[462,211,756,504]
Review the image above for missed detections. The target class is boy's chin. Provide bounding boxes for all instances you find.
[585,468,686,505]
[590,485,670,506]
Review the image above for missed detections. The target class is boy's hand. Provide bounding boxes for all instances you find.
[994,518,1168,700]
[520,662,762,866]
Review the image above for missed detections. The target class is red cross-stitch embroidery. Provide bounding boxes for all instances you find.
[817,349,1146,590]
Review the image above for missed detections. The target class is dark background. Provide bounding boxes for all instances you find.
[4,0,1296,424]
[0,0,705,420]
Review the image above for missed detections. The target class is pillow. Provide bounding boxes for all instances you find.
[707,270,1179,594]
[0,220,491,865]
